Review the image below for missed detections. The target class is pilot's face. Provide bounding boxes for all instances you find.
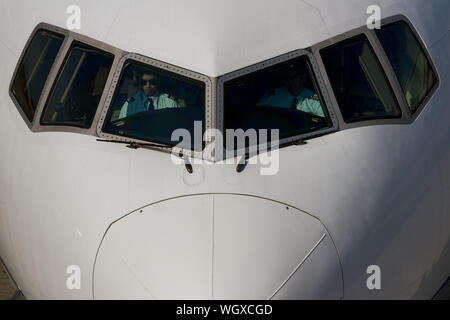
[140,74,158,95]
[286,72,307,90]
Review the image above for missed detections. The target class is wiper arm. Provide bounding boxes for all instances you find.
[236,152,249,173]
[96,139,173,151]
[98,139,195,174]
[234,138,307,173]
[292,139,307,146]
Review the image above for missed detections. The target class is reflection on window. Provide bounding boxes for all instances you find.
[376,21,437,113]
[11,29,64,122]
[321,35,401,123]
[224,56,331,147]
[103,61,205,151]
[41,41,113,128]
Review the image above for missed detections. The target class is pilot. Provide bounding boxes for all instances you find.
[118,72,180,119]
[256,65,325,117]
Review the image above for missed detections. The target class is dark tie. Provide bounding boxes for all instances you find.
[291,97,298,110]
[145,97,155,110]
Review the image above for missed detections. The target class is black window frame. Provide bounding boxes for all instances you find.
[8,23,68,128]
[374,17,440,117]
[29,27,122,136]
[101,59,207,152]
[96,53,213,159]
[40,40,115,130]
[217,49,339,159]
[312,14,440,130]
[9,23,122,136]
[319,33,403,124]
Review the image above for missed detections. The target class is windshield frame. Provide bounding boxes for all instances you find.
[216,49,339,157]
[311,15,427,130]
[8,23,70,130]
[97,53,213,159]
[39,40,115,129]
[29,24,123,135]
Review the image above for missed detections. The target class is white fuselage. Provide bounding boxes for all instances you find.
[0,0,449,299]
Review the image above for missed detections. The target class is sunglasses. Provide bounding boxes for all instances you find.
[140,78,157,86]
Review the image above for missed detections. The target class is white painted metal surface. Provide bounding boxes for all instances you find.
[0,0,449,299]
[95,195,342,299]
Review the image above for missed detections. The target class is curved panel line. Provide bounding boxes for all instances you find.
[92,193,329,299]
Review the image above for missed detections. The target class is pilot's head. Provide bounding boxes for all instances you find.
[284,64,307,95]
[139,73,159,96]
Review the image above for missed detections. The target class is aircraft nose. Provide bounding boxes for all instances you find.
[94,194,342,299]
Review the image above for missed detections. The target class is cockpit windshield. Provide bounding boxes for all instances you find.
[223,55,332,146]
[102,61,205,151]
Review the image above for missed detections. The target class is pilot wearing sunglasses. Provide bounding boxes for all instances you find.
[118,72,180,119]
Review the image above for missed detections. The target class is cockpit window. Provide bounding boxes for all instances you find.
[11,29,64,122]
[223,55,332,146]
[41,41,113,128]
[321,34,401,123]
[102,61,205,151]
[376,21,437,113]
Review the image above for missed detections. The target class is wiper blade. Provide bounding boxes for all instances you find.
[96,139,173,151]
[98,138,195,173]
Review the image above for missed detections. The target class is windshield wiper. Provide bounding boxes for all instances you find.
[234,138,307,173]
[97,139,195,174]
[96,139,173,151]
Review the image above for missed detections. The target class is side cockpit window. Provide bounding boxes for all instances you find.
[320,34,401,123]
[41,41,114,128]
[376,21,437,113]
[11,29,64,123]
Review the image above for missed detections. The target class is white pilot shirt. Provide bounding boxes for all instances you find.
[119,91,180,119]
[256,87,324,117]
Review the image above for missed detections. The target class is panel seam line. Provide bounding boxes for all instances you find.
[268,233,327,300]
